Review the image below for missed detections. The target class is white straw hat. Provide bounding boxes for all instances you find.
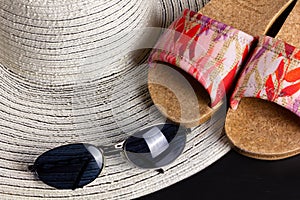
[0,0,230,199]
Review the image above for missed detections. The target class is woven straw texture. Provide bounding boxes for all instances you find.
[0,0,230,199]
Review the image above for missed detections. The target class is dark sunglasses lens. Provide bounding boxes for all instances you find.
[124,123,188,169]
[30,143,104,190]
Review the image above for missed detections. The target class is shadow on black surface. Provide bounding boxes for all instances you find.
[142,151,300,200]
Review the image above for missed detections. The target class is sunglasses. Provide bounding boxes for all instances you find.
[28,123,189,190]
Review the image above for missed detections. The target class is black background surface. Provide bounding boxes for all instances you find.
[142,1,300,199]
[143,150,300,200]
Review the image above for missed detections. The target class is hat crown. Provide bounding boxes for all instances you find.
[0,0,156,85]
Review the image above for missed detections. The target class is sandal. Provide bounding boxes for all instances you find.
[148,0,295,127]
[225,0,300,160]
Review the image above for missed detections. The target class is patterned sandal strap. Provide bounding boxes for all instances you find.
[148,9,255,108]
[231,36,300,117]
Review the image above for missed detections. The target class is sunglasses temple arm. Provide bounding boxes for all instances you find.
[28,157,91,172]
[155,168,165,174]
[28,164,36,172]
[72,158,92,190]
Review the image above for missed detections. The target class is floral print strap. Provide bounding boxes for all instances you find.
[231,36,300,117]
[149,9,255,108]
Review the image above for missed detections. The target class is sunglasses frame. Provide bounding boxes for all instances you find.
[29,123,189,189]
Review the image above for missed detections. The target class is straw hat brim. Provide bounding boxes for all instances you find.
[0,0,230,199]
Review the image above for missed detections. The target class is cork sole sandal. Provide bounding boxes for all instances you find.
[225,0,300,160]
[148,0,295,128]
